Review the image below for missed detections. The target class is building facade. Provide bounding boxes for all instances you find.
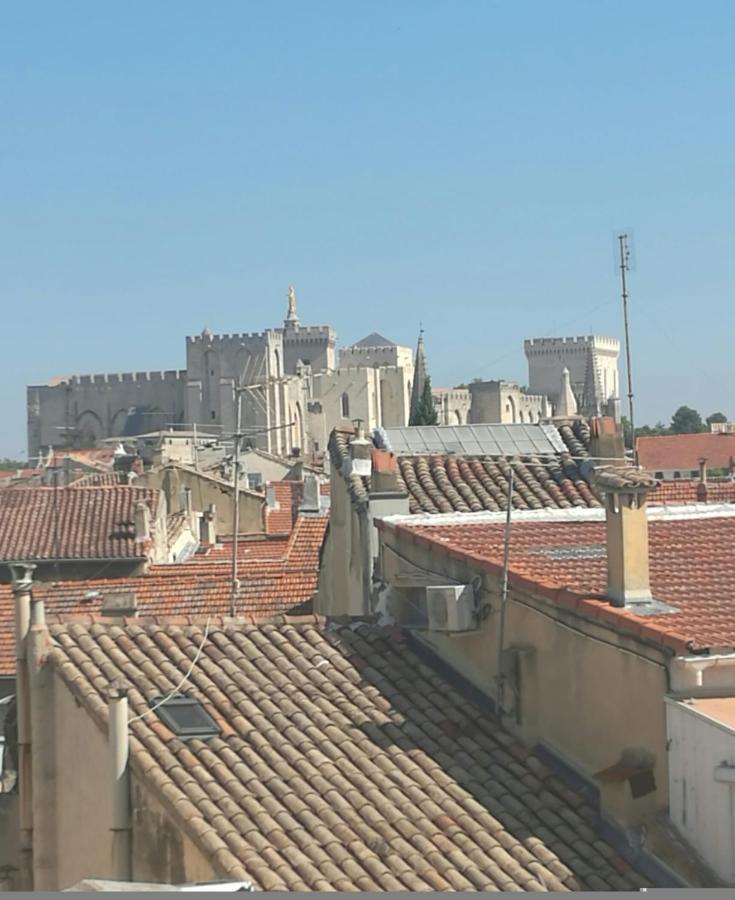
[524,335,621,419]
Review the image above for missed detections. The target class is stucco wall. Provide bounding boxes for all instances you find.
[137,466,264,536]
[666,699,735,884]
[50,671,114,889]
[379,527,670,827]
[316,471,369,617]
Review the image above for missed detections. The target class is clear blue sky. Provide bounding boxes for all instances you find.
[2,1,734,458]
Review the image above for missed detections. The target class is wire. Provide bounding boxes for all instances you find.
[128,618,211,724]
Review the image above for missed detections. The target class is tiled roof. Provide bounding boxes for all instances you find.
[637,432,735,472]
[650,480,735,505]
[382,511,735,653]
[329,421,601,514]
[45,616,650,891]
[0,516,328,676]
[0,485,161,563]
[265,481,304,535]
[590,465,658,491]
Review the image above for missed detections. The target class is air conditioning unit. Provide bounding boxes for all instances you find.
[426,584,476,633]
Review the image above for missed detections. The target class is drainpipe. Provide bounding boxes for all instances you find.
[28,591,57,889]
[109,684,132,882]
[9,561,36,891]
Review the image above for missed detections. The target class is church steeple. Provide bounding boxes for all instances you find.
[285,286,300,327]
[409,327,438,426]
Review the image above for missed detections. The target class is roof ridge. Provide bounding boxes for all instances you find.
[45,612,328,628]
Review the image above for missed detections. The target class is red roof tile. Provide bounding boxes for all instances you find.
[637,433,735,473]
[265,481,304,535]
[0,515,328,675]
[0,485,161,563]
[383,513,735,653]
[649,479,735,505]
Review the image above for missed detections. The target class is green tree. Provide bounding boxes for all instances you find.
[0,457,25,470]
[670,406,705,434]
[411,377,438,426]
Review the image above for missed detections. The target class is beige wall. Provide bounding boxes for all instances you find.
[379,527,670,827]
[316,469,370,617]
[138,466,264,536]
[28,664,220,889]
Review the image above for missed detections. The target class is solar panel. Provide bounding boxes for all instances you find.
[380,424,565,457]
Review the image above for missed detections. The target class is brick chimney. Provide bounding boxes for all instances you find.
[593,466,659,608]
[589,416,625,463]
[371,449,401,493]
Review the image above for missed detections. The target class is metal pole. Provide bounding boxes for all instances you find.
[618,234,637,465]
[230,385,242,617]
[495,466,514,716]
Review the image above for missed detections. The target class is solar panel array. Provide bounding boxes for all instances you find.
[378,423,566,457]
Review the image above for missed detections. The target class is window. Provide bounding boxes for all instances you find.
[690,470,698,479]
[340,392,350,418]
[314,441,320,452]
[655,471,663,479]
[247,473,263,490]
[674,471,680,479]
[211,411,216,420]
[151,694,220,740]
[210,369,215,376]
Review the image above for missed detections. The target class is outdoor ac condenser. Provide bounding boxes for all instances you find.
[426,584,476,633]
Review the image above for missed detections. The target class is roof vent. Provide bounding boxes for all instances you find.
[101,591,137,617]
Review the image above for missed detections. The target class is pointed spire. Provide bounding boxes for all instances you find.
[409,326,437,425]
[285,286,299,326]
[557,366,578,417]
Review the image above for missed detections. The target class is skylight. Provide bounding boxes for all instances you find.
[151,695,220,740]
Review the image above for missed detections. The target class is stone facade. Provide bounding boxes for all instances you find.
[524,335,620,418]
[26,295,412,463]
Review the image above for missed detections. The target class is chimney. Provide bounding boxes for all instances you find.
[697,458,709,502]
[299,473,321,514]
[108,683,132,882]
[593,466,658,608]
[341,430,372,480]
[134,501,151,543]
[589,416,625,463]
[200,503,217,545]
[371,449,402,493]
[9,562,36,890]
[556,367,578,418]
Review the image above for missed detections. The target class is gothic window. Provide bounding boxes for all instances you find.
[340,392,350,419]
[274,350,280,378]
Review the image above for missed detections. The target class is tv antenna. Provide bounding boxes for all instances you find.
[618,234,637,465]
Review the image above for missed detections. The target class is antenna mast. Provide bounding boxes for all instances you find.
[618,234,637,465]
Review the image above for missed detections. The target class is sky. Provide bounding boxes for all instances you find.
[2,1,734,458]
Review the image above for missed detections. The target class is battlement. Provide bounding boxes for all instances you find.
[187,330,276,345]
[524,335,620,355]
[282,324,336,342]
[47,370,187,388]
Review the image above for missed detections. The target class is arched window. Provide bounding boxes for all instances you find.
[273,349,281,378]
[340,392,350,419]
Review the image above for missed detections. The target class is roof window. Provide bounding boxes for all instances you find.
[150,694,220,740]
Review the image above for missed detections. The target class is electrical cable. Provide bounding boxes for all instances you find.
[128,618,211,724]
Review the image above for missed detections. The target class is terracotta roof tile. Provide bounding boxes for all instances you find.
[0,516,328,675]
[43,617,650,891]
[638,432,735,472]
[0,485,161,563]
[386,513,735,652]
